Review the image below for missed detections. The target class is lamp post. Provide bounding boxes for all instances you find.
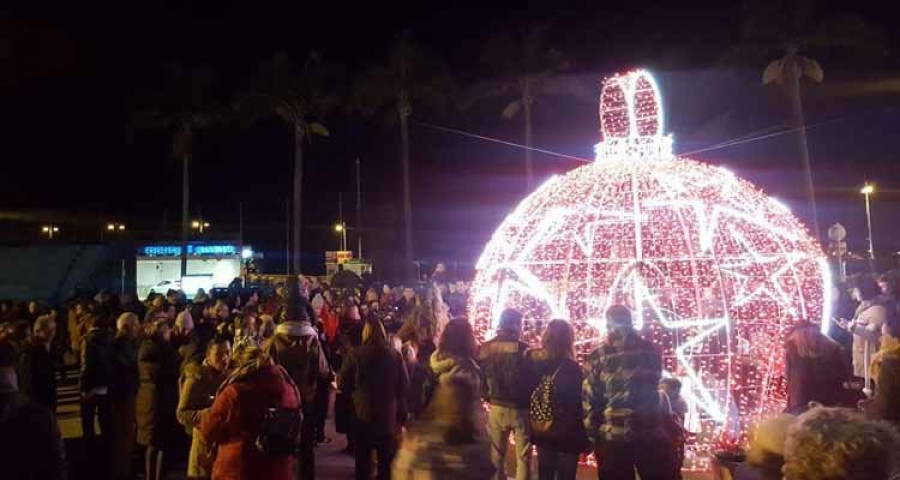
[334,223,347,251]
[41,225,60,239]
[191,219,210,235]
[103,222,126,241]
[861,183,875,269]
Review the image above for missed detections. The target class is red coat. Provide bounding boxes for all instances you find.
[320,306,339,344]
[200,364,300,480]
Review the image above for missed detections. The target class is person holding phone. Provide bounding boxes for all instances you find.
[837,277,887,393]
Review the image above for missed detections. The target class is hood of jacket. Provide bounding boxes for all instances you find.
[275,321,317,339]
[430,351,460,376]
[246,364,298,402]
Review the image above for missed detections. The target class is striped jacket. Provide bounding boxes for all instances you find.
[582,330,663,442]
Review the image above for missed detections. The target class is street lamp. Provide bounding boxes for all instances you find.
[861,183,875,266]
[191,219,210,234]
[334,223,347,251]
[41,225,60,239]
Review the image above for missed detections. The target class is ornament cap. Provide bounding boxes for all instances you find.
[596,69,672,161]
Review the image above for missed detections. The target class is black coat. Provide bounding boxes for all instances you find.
[80,327,114,393]
[0,392,66,480]
[19,340,57,412]
[339,344,409,437]
[110,336,140,400]
[136,338,181,447]
[527,351,588,454]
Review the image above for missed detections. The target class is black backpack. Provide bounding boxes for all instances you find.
[253,367,303,456]
[255,407,302,456]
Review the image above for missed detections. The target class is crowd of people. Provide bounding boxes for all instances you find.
[1,269,900,480]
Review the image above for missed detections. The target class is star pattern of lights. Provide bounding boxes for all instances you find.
[469,70,830,471]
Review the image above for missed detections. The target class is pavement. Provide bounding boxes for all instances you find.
[56,363,709,479]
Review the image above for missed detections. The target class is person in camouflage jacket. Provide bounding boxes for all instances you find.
[582,305,676,480]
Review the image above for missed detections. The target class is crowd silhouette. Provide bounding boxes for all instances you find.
[1,271,900,480]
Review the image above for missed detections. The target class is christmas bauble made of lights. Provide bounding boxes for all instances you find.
[469,70,830,470]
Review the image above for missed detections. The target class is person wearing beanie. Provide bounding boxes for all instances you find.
[263,276,331,480]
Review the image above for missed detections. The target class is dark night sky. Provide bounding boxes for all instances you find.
[2,0,899,276]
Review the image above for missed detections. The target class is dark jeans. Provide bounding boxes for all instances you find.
[595,433,677,480]
[298,405,316,480]
[537,447,579,480]
[313,381,330,442]
[354,424,397,480]
[81,393,113,439]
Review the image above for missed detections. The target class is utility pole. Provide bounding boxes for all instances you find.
[285,196,291,275]
[356,158,363,259]
[338,192,346,252]
[238,201,244,247]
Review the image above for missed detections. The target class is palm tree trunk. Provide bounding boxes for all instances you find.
[400,110,415,282]
[292,124,305,276]
[787,56,821,241]
[523,97,534,191]
[180,152,190,277]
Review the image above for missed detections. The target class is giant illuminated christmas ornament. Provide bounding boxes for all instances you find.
[469,70,830,470]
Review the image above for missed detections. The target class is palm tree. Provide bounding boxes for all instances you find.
[741,0,884,241]
[130,64,227,276]
[473,23,586,190]
[355,32,454,280]
[236,52,338,275]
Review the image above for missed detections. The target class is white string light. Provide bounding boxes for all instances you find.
[469,69,829,471]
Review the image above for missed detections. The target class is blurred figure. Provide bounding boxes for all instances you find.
[659,378,688,479]
[178,339,231,479]
[527,319,587,480]
[110,313,141,480]
[862,349,900,427]
[827,283,855,374]
[137,321,181,480]
[68,301,88,357]
[402,342,429,419]
[431,319,483,394]
[173,310,195,348]
[0,342,67,480]
[733,414,796,480]
[478,309,532,480]
[200,347,301,480]
[783,406,899,480]
[392,376,494,480]
[339,319,409,480]
[264,277,331,480]
[379,284,393,310]
[583,306,674,480]
[444,282,467,319]
[19,314,58,412]
[79,314,115,448]
[784,322,847,412]
[844,277,888,388]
